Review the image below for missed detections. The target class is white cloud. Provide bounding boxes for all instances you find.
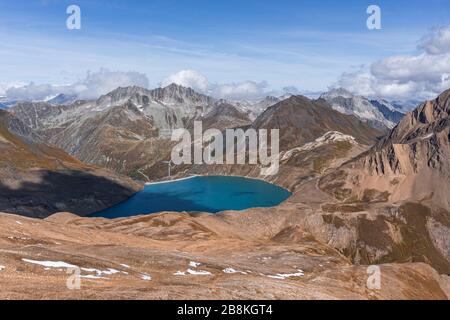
[210,81,269,100]
[162,69,271,100]
[162,70,209,91]
[6,67,274,102]
[6,83,59,101]
[419,25,450,55]
[5,69,149,101]
[77,69,149,99]
[371,53,450,83]
[337,68,375,97]
[282,86,300,95]
[0,81,27,97]
[336,24,450,101]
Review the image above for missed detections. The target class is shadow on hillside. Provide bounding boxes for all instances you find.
[0,169,138,219]
[92,190,220,219]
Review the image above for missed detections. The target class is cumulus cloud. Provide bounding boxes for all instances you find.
[418,25,450,55]
[5,69,149,101]
[371,53,450,83]
[162,69,271,100]
[6,83,62,101]
[336,24,450,101]
[336,68,376,97]
[162,70,209,91]
[210,81,269,100]
[0,81,26,97]
[282,86,300,95]
[77,69,149,99]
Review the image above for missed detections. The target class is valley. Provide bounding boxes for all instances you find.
[0,83,449,299]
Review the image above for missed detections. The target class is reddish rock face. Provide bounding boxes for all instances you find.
[315,89,450,273]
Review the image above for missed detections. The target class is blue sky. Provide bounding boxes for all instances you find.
[0,0,449,100]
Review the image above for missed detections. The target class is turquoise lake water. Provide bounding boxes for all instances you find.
[92,176,291,218]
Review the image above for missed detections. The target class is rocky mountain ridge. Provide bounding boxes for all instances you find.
[320,88,405,130]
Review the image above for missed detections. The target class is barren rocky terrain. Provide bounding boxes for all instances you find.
[1,86,449,300]
[0,210,448,299]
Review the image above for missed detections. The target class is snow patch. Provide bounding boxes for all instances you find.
[222,268,247,275]
[81,267,120,276]
[189,261,202,268]
[140,274,151,281]
[422,133,435,140]
[186,268,212,276]
[80,275,109,280]
[22,259,77,269]
[267,270,304,280]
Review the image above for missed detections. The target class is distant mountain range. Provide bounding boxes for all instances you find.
[0,96,18,109]
[320,88,406,130]
[45,93,78,105]
[8,84,384,181]
[2,85,413,125]
[1,80,449,286]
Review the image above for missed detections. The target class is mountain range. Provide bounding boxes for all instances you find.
[320,88,405,130]
[7,84,391,179]
[0,82,449,299]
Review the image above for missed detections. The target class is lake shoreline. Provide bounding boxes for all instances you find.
[93,175,292,219]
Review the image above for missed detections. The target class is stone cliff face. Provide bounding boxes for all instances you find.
[314,89,450,273]
[321,88,450,209]
[320,88,402,130]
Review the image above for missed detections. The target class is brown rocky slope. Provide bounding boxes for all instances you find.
[0,110,142,218]
[314,89,450,273]
[0,210,448,299]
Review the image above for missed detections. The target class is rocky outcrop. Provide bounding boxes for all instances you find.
[252,95,384,151]
[320,88,450,209]
[321,88,402,130]
[195,102,252,131]
[314,88,450,273]
[370,99,405,124]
